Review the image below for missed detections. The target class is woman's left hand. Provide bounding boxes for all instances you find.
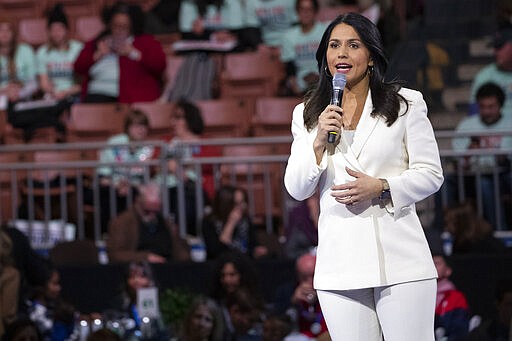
[331,167,383,205]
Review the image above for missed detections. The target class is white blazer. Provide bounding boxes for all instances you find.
[284,88,444,290]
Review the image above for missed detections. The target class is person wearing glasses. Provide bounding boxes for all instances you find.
[107,182,190,264]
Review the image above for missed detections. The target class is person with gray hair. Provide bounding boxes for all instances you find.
[107,182,190,264]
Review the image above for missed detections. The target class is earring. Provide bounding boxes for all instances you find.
[368,65,374,76]
[324,66,332,78]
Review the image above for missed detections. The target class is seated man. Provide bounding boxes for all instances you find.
[450,82,512,230]
[107,182,190,263]
[273,252,327,339]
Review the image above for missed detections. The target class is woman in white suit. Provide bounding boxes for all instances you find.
[284,13,444,340]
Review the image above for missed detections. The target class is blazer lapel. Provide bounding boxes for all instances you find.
[349,90,381,159]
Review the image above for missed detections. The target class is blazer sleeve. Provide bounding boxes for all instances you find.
[284,103,328,201]
[386,90,444,214]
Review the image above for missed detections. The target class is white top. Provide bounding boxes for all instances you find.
[284,88,444,290]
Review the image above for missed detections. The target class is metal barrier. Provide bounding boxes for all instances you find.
[0,131,510,251]
[0,137,291,248]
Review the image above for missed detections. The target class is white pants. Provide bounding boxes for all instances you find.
[317,279,436,341]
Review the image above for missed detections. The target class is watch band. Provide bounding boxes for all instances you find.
[379,178,391,200]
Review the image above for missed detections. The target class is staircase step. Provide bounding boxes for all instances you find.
[469,36,494,58]
[442,85,471,112]
[429,110,466,131]
[457,63,486,82]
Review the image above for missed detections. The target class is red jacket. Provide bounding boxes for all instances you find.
[74,34,167,103]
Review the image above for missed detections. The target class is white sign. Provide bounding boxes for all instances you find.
[137,287,160,318]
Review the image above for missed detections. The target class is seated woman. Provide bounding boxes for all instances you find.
[0,19,40,141]
[35,4,84,140]
[0,21,37,104]
[110,261,168,340]
[96,108,155,233]
[74,1,166,103]
[153,99,221,236]
[25,261,77,340]
[36,4,83,102]
[201,185,268,260]
[179,295,225,341]
[443,201,507,255]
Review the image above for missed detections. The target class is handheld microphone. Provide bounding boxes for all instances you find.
[328,72,346,143]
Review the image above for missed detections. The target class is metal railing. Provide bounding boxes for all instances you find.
[0,131,510,250]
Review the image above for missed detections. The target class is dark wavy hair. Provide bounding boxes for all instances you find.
[209,251,261,302]
[177,98,204,135]
[101,1,145,36]
[303,12,407,130]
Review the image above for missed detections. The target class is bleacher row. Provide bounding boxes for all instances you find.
[0,95,301,145]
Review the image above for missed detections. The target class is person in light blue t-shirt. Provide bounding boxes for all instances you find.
[280,0,326,96]
[36,4,83,101]
[469,27,512,117]
[244,0,298,48]
[451,82,512,230]
[0,21,37,103]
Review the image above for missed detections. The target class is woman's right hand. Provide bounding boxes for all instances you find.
[313,104,343,160]
[227,204,244,225]
[94,38,111,61]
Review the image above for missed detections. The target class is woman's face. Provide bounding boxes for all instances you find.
[0,22,14,46]
[48,22,68,46]
[46,271,61,300]
[326,23,373,88]
[233,189,248,213]
[110,13,131,40]
[297,0,317,27]
[190,304,214,339]
[127,267,152,291]
[128,122,148,141]
[220,262,241,294]
[170,106,189,137]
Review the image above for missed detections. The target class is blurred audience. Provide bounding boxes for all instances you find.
[451,82,512,230]
[2,318,42,341]
[283,192,319,260]
[36,4,83,102]
[142,0,181,34]
[1,224,47,317]
[34,4,84,141]
[153,99,220,235]
[0,20,37,105]
[86,328,122,341]
[202,185,268,260]
[209,252,264,338]
[279,0,326,97]
[95,108,155,233]
[0,230,19,338]
[171,0,262,102]
[179,295,225,341]
[25,262,77,341]
[224,288,265,340]
[244,0,297,50]
[432,252,470,341]
[262,314,293,341]
[469,27,512,117]
[109,261,168,340]
[466,278,512,341]
[443,201,507,255]
[273,252,327,340]
[179,0,259,51]
[107,182,190,264]
[74,1,166,103]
